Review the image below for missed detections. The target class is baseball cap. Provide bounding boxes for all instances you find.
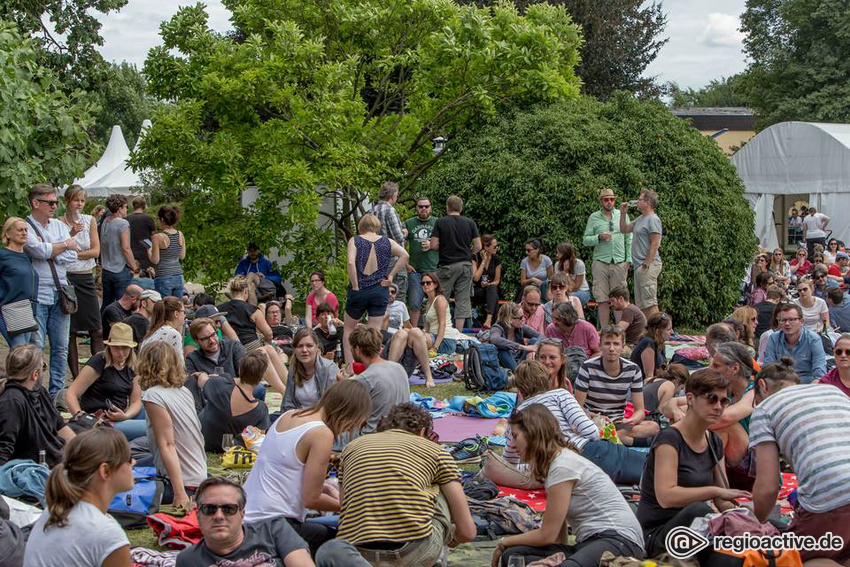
[140,290,162,302]
[837,251,849,260]
[195,304,227,320]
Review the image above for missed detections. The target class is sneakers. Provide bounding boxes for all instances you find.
[446,436,488,464]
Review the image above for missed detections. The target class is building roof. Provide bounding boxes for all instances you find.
[671,107,756,131]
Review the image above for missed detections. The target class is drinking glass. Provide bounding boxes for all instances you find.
[507,557,525,567]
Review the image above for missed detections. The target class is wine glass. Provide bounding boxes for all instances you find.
[507,557,525,567]
[221,434,235,452]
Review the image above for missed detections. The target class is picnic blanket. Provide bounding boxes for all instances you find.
[432,415,502,442]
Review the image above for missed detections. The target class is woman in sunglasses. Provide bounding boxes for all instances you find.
[789,247,812,282]
[794,278,829,333]
[542,272,584,327]
[23,428,134,567]
[489,301,541,371]
[767,248,790,287]
[472,234,502,329]
[816,333,850,396]
[421,272,464,355]
[637,369,751,559]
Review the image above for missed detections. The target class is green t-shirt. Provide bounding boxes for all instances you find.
[404,216,439,272]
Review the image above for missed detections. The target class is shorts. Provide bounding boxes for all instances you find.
[634,259,662,309]
[789,501,850,562]
[591,261,629,302]
[346,285,389,320]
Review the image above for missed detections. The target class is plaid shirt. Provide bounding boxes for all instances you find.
[371,200,405,245]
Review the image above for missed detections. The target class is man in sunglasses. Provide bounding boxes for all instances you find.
[23,183,79,397]
[177,477,313,566]
[582,187,632,328]
[763,303,826,383]
[403,196,439,327]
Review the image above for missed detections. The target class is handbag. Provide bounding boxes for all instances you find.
[25,218,78,314]
[0,299,38,336]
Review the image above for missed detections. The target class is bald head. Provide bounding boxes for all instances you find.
[124,285,143,299]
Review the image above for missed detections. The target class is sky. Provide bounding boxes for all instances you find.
[95,0,749,91]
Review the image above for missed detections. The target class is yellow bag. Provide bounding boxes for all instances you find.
[221,446,257,469]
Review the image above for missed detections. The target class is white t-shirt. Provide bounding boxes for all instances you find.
[24,501,128,566]
[545,449,644,550]
[795,297,829,332]
[555,259,590,292]
[385,300,410,334]
[141,325,184,364]
[803,213,827,239]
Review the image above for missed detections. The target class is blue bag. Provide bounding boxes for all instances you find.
[108,466,164,528]
[0,460,49,503]
[463,343,507,392]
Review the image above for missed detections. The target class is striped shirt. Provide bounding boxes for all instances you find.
[575,356,643,420]
[337,429,459,544]
[749,384,850,513]
[505,389,599,464]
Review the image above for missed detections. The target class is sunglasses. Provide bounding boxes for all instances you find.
[836,348,850,356]
[702,393,731,408]
[422,280,435,286]
[36,198,59,207]
[198,503,242,516]
[389,289,397,294]
[417,204,431,209]
[551,284,566,290]
[602,197,616,203]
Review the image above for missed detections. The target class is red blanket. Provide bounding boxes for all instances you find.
[496,486,547,511]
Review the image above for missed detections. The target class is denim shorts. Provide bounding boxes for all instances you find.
[346,285,390,320]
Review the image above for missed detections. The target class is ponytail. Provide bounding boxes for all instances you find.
[44,462,87,528]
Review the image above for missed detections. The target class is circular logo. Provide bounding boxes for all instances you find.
[664,526,711,559]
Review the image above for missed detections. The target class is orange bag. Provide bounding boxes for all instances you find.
[715,548,802,567]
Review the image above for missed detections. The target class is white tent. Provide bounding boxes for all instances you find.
[73,120,151,197]
[732,121,850,250]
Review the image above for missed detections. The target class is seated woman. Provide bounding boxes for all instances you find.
[200,350,270,453]
[643,363,688,415]
[542,272,585,326]
[282,328,340,411]
[536,338,572,392]
[218,276,275,351]
[386,326,437,387]
[767,248,790,288]
[0,345,75,467]
[493,404,645,567]
[23,428,133,567]
[789,247,812,282]
[421,272,465,355]
[139,341,207,508]
[637,369,750,558]
[730,305,758,355]
[811,265,834,300]
[519,238,553,302]
[313,302,344,357]
[471,234,501,329]
[66,323,145,441]
[265,299,298,339]
[140,296,186,363]
[489,301,541,371]
[305,270,339,328]
[748,271,774,306]
[630,312,672,380]
[794,278,829,333]
[244,380,372,556]
[824,238,841,265]
[554,241,591,306]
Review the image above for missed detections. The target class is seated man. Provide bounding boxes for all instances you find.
[763,303,826,383]
[750,360,850,565]
[315,403,476,567]
[574,326,658,446]
[176,477,313,567]
[545,302,601,358]
[235,243,284,299]
[520,285,546,335]
[123,288,160,345]
[382,283,411,337]
[827,287,850,333]
[313,302,343,357]
[101,284,143,339]
[609,286,646,348]
[827,251,849,285]
[183,305,239,356]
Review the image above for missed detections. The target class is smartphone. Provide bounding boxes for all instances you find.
[142,239,153,248]
[105,399,116,412]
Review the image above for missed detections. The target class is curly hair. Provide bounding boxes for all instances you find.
[377,402,434,437]
[137,341,185,390]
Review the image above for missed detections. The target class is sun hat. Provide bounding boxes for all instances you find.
[104,322,137,348]
[140,289,162,302]
[195,304,227,320]
[599,188,616,199]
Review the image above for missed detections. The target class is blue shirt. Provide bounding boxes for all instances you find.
[23,216,77,305]
[0,248,38,306]
[829,296,850,333]
[235,254,281,284]
[763,327,827,384]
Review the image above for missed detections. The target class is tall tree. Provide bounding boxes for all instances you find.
[456,0,668,99]
[134,0,583,290]
[0,20,95,216]
[667,74,749,108]
[90,62,161,147]
[741,0,850,128]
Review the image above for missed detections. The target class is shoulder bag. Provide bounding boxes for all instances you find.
[25,218,78,314]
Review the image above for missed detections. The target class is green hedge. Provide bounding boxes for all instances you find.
[416,94,757,327]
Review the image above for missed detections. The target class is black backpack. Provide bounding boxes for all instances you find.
[255,278,277,302]
[463,343,507,392]
[564,346,587,386]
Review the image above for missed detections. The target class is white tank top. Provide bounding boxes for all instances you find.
[243,416,326,523]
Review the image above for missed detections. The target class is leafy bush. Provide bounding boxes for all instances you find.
[416,94,757,327]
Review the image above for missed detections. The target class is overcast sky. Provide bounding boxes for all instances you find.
[96,0,749,90]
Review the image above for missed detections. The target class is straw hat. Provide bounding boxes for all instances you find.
[599,188,616,199]
[104,322,137,348]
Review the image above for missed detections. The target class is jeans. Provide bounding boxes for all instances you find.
[286,517,335,557]
[155,274,185,299]
[500,531,644,567]
[0,312,34,348]
[572,289,591,306]
[392,270,408,304]
[644,502,713,557]
[408,271,426,313]
[132,277,155,291]
[35,298,71,396]
[102,267,132,312]
[497,347,526,372]
[113,417,147,441]
[580,439,646,485]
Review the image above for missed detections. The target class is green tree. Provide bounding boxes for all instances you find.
[133,0,582,293]
[741,0,850,128]
[90,62,161,147]
[0,0,127,90]
[667,74,750,109]
[457,0,667,99]
[416,95,757,327]
[0,20,95,216]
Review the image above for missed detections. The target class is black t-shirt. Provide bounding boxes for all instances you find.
[636,427,724,530]
[0,382,66,467]
[754,300,776,339]
[123,312,150,345]
[126,212,157,270]
[473,252,501,287]
[315,326,343,355]
[432,215,480,265]
[629,337,666,378]
[217,299,259,346]
[198,377,270,453]
[102,301,133,337]
[80,352,134,413]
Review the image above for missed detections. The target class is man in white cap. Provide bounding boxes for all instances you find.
[123,289,161,344]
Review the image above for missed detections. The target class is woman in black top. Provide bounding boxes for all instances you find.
[637,369,751,557]
[218,276,275,350]
[65,323,145,440]
[630,312,672,379]
[200,350,270,453]
[472,234,501,329]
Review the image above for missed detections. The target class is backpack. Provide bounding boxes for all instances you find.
[255,278,277,302]
[108,466,164,529]
[564,346,587,385]
[463,343,507,392]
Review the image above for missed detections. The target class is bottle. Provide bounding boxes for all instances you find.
[335,342,343,364]
[328,314,337,335]
[38,450,47,467]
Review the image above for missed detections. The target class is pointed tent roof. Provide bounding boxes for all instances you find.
[74,125,131,191]
[74,121,151,197]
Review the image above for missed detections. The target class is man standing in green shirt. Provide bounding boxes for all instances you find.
[404,196,439,327]
[582,188,632,327]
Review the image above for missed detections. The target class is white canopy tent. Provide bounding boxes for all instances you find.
[732,121,850,250]
[73,120,151,197]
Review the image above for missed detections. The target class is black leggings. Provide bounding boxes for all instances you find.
[644,501,713,557]
[473,284,500,317]
[501,531,644,567]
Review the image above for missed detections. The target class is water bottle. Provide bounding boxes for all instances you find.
[335,342,343,364]
[38,450,47,467]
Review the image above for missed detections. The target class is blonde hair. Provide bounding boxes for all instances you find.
[63,184,86,204]
[357,213,381,234]
[103,344,137,371]
[496,301,522,329]
[137,341,185,389]
[2,217,25,246]
[731,306,757,347]
[229,276,249,296]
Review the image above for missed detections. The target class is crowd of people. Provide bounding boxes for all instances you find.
[2,181,850,567]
